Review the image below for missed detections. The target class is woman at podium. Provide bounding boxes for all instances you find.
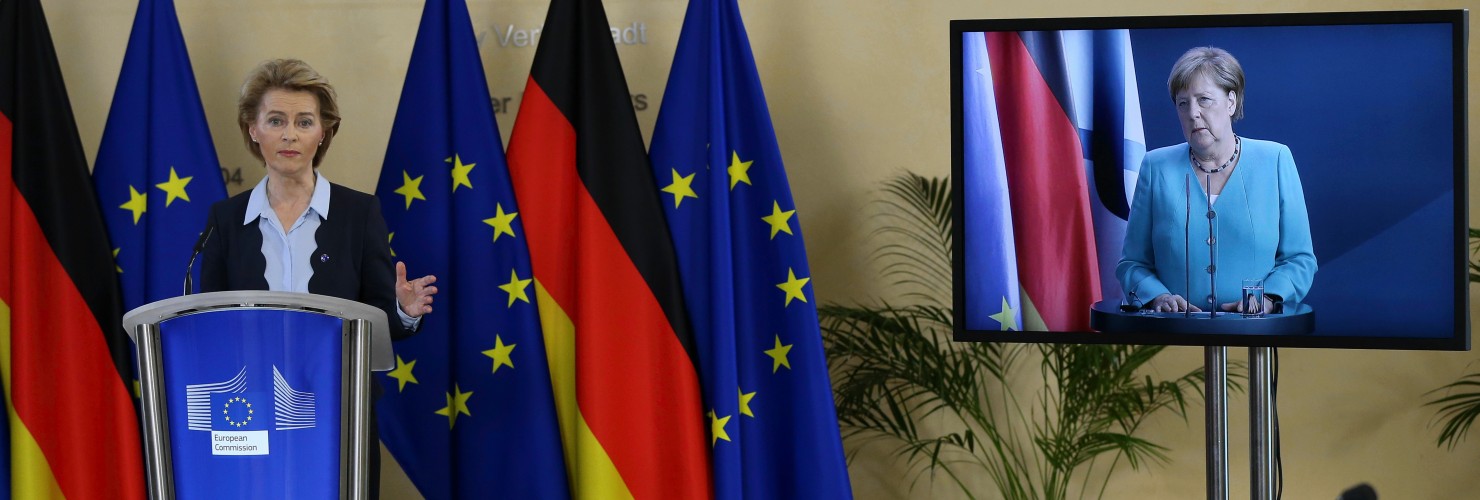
[199,58,437,334]
[1116,47,1317,314]
[198,59,438,498]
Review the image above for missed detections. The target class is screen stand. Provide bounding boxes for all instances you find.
[1250,347,1275,500]
[1206,346,1277,500]
[1205,346,1228,500]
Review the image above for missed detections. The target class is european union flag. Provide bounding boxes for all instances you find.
[373,0,568,498]
[649,0,852,497]
[93,0,227,309]
[961,32,1023,331]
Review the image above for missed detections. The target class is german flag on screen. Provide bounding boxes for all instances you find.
[0,0,146,497]
[505,0,711,497]
[982,31,1103,331]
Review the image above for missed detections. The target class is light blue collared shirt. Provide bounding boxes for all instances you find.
[244,173,420,329]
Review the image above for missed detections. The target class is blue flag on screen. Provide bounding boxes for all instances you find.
[649,0,852,497]
[93,0,227,309]
[961,33,1023,332]
[372,0,569,498]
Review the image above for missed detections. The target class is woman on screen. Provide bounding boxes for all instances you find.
[1117,47,1316,314]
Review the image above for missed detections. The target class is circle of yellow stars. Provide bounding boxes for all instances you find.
[222,396,254,428]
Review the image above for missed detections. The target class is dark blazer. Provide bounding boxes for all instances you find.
[199,182,416,341]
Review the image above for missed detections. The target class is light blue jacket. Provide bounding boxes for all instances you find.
[1116,138,1316,309]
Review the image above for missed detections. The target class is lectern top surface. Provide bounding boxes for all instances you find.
[122,291,393,371]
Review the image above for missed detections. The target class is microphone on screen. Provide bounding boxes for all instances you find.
[1184,173,1191,317]
[1205,171,1217,319]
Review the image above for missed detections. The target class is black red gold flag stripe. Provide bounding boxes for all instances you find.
[0,0,146,496]
[506,0,711,497]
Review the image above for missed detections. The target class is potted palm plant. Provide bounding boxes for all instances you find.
[821,172,1224,499]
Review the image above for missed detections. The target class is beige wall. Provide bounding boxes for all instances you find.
[43,0,1480,498]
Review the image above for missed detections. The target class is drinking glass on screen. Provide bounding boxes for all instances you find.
[1241,279,1266,317]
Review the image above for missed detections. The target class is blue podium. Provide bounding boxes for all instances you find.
[123,291,393,500]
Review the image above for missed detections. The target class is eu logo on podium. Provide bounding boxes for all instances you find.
[188,365,318,456]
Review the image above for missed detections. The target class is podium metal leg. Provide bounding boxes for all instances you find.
[1206,346,1228,500]
[1250,347,1275,500]
[343,319,373,500]
[136,323,175,500]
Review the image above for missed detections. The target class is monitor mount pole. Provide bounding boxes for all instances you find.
[1206,345,1277,500]
[1206,346,1228,500]
[1250,347,1275,500]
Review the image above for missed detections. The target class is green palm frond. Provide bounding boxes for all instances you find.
[1427,371,1480,450]
[870,172,952,303]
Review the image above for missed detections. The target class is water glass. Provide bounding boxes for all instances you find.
[1241,279,1265,317]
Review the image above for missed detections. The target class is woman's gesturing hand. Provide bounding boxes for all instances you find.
[396,261,438,318]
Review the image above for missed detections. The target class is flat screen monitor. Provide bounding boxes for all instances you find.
[952,10,1469,349]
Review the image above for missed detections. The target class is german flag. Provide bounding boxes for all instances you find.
[505,0,711,497]
[0,0,147,497]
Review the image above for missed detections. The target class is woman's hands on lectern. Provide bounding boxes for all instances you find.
[1147,293,1202,313]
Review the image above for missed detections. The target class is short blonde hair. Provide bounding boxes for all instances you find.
[1167,47,1246,121]
[237,59,341,167]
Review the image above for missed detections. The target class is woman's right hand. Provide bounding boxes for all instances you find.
[1147,293,1202,313]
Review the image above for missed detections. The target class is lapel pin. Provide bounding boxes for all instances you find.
[320,254,330,263]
